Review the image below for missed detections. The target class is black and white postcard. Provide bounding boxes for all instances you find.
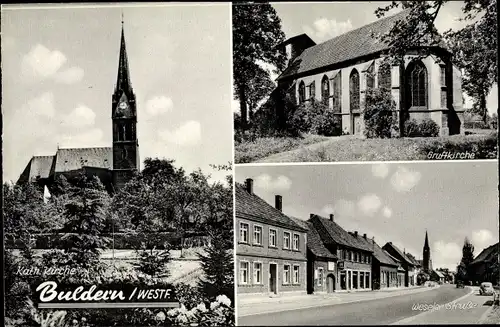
[2,3,234,327]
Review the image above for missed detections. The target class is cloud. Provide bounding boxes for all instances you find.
[303,18,353,42]
[433,241,462,270]
[254,174,292,192]
[61,105,96,128]
[382,206,392,218]
[26,92,55,118]
[21,44,83,84]
[146,96,173,116]
[357,194,382,216]
[158,120,201,146]
[471,229,495,252]
[321,205,335,216]
[54,67,84,84]
[59,128,105,148]
[390,166,422,192]
[372,163,389,179]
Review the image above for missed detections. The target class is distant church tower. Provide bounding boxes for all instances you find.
[423,231,432,273]
[112,17,139,190]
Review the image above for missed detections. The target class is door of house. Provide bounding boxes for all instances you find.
[269,263,277,295]
[386,272,390,287]
[327,275,335,293]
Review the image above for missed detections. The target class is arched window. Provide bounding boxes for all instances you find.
[366,63,375,90]
[117,123,125,141]
[321,75,330,104]
[349,69,360,111]
[408,61,428,108]
[298,81,306,104]
[309,81,316,100]
[378,62,391,89]
[332,72,342,112]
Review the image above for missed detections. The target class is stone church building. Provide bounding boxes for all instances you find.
[18,22,139,192]
[275,9,465,136]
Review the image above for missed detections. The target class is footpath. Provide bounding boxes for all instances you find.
[392,286,494,325]
[238,285,436,317]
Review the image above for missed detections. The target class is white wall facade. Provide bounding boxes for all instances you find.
[292,54,464,136]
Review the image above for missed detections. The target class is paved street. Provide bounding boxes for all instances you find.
[237,285,491,326]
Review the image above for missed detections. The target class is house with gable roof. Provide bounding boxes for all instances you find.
[382,242,417,287]
[291,216,338,294]
[273,8,464,136]
[357,234,399,289]
[308,213,374,292]
[469,242,499,285]
[236,179,308,296]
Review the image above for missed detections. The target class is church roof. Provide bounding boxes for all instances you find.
[235,183,307,232]
[277,8,447,81]
[53,147,112,172]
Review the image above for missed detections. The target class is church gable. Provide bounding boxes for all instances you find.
[18,155,55,183]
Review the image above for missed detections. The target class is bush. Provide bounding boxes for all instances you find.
[404,118,440,137]
[289,99,341,137]
[363,88,398,138]
[422,132,497,159]
[166,295,235,326]
[418,118,440,137]
[404,119,421,137]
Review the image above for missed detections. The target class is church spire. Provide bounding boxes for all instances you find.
[116,15,132,93]
[424,230,430,249]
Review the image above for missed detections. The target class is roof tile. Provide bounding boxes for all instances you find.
[235,183,307,232]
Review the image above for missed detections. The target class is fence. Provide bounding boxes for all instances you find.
[4,232,210,250]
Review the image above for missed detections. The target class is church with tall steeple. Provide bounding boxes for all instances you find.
[422,231,433,273]
[18,19,139,192]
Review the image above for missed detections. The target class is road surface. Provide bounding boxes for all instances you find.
[238,285,490,326]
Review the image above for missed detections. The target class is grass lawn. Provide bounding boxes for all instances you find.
[234,134,329,163]
[242,131,497,163]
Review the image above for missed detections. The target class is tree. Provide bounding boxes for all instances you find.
[198,230,234,304]
[42,173,111,283]
[460,237,475,283]
[246,64,276,123]
[375,1,497,123]
[233,2,287,130]
[363,87,399,138]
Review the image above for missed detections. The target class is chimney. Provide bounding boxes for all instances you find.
[275,195,282,212]
[245,178,253,195]
[363,233,367,239]
[354,231,358,237]
[329,214,334,221]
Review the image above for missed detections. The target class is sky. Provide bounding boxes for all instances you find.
[232,1,498,114]
[236,161,499,271]
[2,3,233,183]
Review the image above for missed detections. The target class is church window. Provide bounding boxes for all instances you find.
[378,62,391,89]
[321,75,330,104]
[298,81,306,104]
[309,81,316,100]
[349,69,360,111]
[366,63,375,90]
[440,65,446,86]
[332,72,342,112]
[125,122,133,140]
[408,61,428,108]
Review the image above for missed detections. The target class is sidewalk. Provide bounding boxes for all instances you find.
[238,285,438,317]
[392,287,493,325]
